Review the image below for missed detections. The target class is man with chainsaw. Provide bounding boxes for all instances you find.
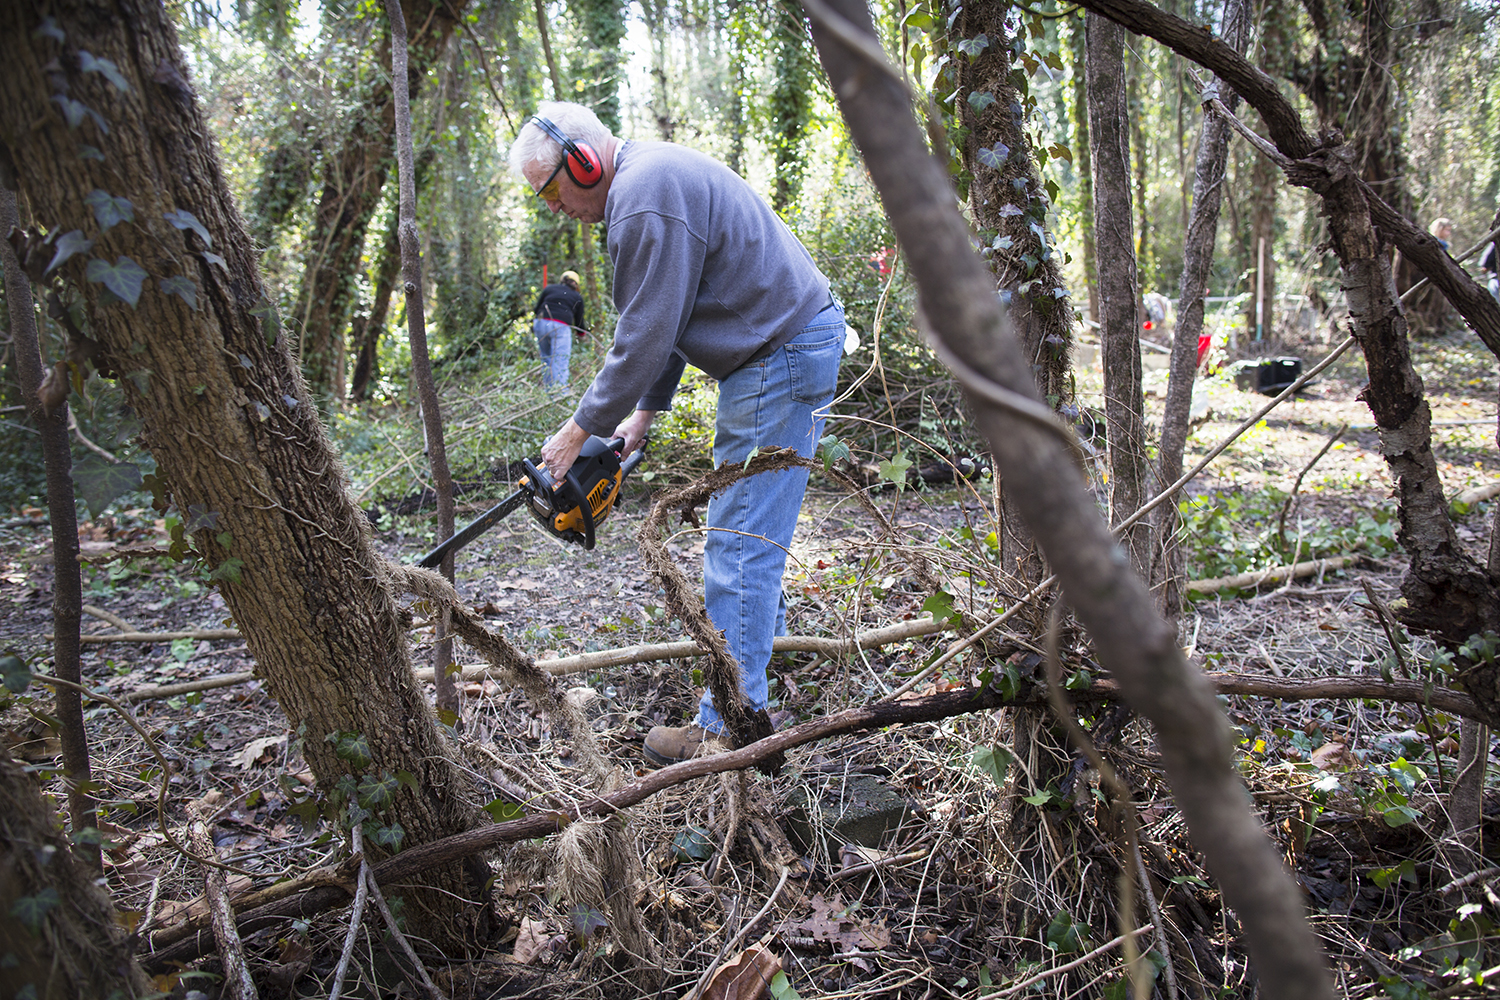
[509,101,845,765]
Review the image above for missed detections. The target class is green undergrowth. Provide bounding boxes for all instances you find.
[1179,485,1400,587]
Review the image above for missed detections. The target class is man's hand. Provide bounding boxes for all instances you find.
[540,418,591,482]
[612,409,657,457]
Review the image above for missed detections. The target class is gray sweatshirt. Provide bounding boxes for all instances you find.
[573,140,831,437]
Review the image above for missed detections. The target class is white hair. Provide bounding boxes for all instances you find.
[506,101,614,178]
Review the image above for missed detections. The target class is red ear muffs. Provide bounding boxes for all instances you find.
[531,116,604,189]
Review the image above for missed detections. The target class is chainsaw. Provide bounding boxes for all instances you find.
[417,435,644,567]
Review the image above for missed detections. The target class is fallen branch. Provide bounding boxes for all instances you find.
[1185,554,1365,595]
[996,924,1154,997]
[139,668,1484,970]
[63,628,242,644]
[188,805,258,1000]
[127,672,257,704]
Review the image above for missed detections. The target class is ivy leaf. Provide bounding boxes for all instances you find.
[967,90,997,112]
[208,556,244,584]
[10,888,60,935]
[164,208,212,248]
[997,204,1024,217]
[901,8,933,27]
[85,189,134,231]
[819,433,850,472]
[184,504,219,531]
[976,141,1010,168]
[45,230,94,276]
[200,251,227,270]
[159,275,198,310]
[991,235,1014,251]
[249,297,279,346]
[367,823,405,851]
[1048,142,1073,164]
[78,51,130,93]
[971,745,1012,787]
[71,453,143,519]
[921,589,961,623]
[34,16,66,42]
[357,771,400,810]
[878,449,914,492]
[327,731,372,770]
[51,95,108,133]
[955,34,990,58]
[483,798,526,822]
[85,256,147,307]
[78,145,105,162]
[0,653,32,694]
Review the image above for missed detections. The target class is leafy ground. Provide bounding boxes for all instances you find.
[3,329,1500,999]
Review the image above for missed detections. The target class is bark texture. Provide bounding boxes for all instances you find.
[1085,12,1151,577]
[805,2,1336,996]
[295,0,465,401]
[0,752,150,999]
[0,1,490,949]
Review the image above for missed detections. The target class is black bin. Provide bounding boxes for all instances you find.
[1233,356,1302,395]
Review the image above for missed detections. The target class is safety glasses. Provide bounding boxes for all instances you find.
[534,157,566,201]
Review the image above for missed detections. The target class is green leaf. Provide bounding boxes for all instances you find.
[1382,804,1420,828]
[1023,789,1057,806]
[921,589,961,623]
[159,275,198,310]
[84,189,134,231]
[367,822,404,850]
[878,450,914,492]
[71,454,143,518]
[327,731,372,770]
[672,825,716,861]
[163,208,212,248]
[971,744,1012,786]
[819,433,851,472]
[78,51,130,92]
[208,557,244,584]
[250,297,280,346]
[52,95,108,133]
[955,34,990,58]
[976,141,1010,168]
[34,16,66,42]
[357,771,400,810]
[10,888,60,935]
[46,230,95,275]
[1044,911,1089,954]
[85,256,147,307]
[483,798,526,822]
[79,145,105,162]
[170,638,195,663]
[1,654,32,694]
[967,91,997,112]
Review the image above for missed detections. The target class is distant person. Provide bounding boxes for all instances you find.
[1481,228,1498,302]
[1399,216,1458,335]
[532,270,587,389]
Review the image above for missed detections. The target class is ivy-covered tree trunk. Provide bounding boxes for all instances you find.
[1086,11,1152,577]
[0,0,491,950]
[948,1,1073,597]
[770,0,817,214]
[295,0,465,402]
[1067,16,1098,326]
[0,751,150,1000]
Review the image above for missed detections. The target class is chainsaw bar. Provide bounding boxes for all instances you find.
[415,488,528,569]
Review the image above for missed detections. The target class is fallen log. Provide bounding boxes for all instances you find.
[1185,554,1364,596]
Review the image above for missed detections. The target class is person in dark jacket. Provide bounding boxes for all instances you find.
[1482,231,1498,302]
[532,270,587,389]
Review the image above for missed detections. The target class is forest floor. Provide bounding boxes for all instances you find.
[4,328,1500,999]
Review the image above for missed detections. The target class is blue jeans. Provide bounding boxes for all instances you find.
[534,317,572,388]
[698,298,845,732]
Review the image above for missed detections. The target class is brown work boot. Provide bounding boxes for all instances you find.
[643,724,710,766]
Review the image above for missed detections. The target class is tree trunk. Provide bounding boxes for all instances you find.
[1068,17,1098,327]
[1245,144,1278,343]
[1,190,98,870]
[1157,0,1249,619]
[0,752,150,999]
[0,0,490,950]
[295,0,465,403]
[950,2,1074,606]
[770,0,816,214]
[1086,12,1152,578]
